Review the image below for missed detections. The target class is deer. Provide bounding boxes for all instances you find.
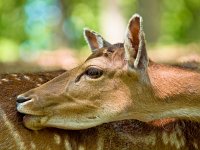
[1,69,192,150]
[2,70,200,150]
[1,13,200,150]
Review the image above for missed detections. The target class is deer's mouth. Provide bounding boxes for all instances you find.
[16,99,49,130]
[23,115,48,130]
[16,99,43,115]
[16,97,107,130]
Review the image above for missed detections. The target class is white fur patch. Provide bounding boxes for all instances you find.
[54,134,61,144]
[23,75,31,80]
[97,136,104,150]
[11,74,18,77]
[36,83,42,87]
[64,135,72,150]
[1,78,9,82]
[78,145,85,150]
[30,142,36,149]
[193,142,198,149]
[0,105,26,150]
[162,125,185,149]
[38,77,44,82]
[15,77,21,81]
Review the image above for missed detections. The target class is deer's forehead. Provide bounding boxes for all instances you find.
[84,56,111,69]
[84,45,125,69]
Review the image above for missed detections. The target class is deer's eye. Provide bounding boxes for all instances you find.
[85,67,103,79]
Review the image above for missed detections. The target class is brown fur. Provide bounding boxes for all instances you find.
[1,71,200,149]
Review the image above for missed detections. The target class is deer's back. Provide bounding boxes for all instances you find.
[0,71,72,150]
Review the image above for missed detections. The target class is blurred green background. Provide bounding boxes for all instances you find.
[0,0,200,72]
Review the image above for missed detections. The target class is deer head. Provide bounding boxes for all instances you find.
[16,14,153,130]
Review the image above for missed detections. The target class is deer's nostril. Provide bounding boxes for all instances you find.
[16,95,31,103]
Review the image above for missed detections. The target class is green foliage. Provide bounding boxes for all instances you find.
[0,0,26,43]
[0,38,19,62]
[21,0,61,53]
[61,0,100,48]
[118,0,137,19]
[0,0,200,62]
[0,0,26,62]
[160,0,200,44]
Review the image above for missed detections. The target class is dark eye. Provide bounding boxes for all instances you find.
[85,67,103,79]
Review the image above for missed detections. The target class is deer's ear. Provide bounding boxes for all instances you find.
[84,28,111,52]
[124,14,148,71]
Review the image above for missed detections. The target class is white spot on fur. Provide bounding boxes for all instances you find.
[36,83,42,87]
[15,77,21,81]
[38,77,44,82]
[162,125,185,149]
[1,78,9,82]
[193,142,198,149]
[64,135,72,150]
[97,136,104,150]
[0,106,26,150]
[23,75,31,80]
[30,142,36,149]
[162,131,169,145]
[78,145,85,150]
[170,131,181,149]
[11,74,17,77]
[54,134,61,145]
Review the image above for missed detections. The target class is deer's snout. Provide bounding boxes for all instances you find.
[16,94,40,115]
[16,95,32,111]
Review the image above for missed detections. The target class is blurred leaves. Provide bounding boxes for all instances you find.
[0,0,26,43]
[0,0,200,62]
[0,38,19,62]
[160,0,200,44]
[61,0,100,48]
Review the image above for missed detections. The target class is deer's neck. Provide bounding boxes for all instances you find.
[149,63,200,98]
[147,63,200,121]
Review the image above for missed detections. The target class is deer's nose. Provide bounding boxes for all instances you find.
[16,95,31,103]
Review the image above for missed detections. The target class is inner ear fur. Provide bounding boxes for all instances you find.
[124,14,148,70]
[84,28,111,52]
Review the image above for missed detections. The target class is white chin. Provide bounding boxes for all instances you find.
[45,117,104,130]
